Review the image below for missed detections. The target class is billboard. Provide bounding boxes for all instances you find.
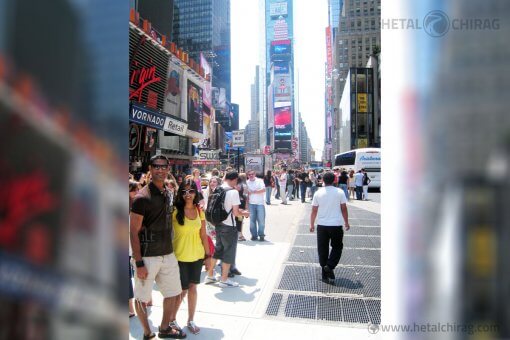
[274,106,292,128]
[274,75,292,102]
[270,40,292,61]
[273,61,290,75]
[129,28,169,110]
[326,26,333,75]
[270,2,288,17]
[163,61,183,117]
[186,79,204,136]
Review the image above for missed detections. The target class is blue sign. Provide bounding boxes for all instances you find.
[130,103,167,130]
[273,61,289,74]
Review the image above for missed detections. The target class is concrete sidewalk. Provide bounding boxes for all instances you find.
[129,197,380,340]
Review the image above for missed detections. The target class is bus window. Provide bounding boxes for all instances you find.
[335,151,356,166]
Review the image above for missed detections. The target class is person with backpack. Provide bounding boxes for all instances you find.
[205,171,249,287]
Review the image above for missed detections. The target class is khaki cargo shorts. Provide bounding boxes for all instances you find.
[132,253,182,303]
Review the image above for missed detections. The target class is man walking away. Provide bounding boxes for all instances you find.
[130,155,186,339]
[354,170,364,200]
[310,171,350,283]
[247,170,267,241]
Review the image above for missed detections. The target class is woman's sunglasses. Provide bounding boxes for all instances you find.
[182,189,196,195]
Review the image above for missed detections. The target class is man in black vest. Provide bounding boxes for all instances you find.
[130,155,186,339]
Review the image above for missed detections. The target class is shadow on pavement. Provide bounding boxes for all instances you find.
[214,287,261,302]
[192,327,225,340]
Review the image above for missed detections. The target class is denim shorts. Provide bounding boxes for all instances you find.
[213,224,238,264]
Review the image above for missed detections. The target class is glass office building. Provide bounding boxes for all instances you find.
[172,0,231,101]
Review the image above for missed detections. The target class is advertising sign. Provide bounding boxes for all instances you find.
[270,40,292,60]
[129,28,168,110]
[274,75,292,102]
[357,93,368,113]
[144,127,157,152]
[193,149,221,165]
[186,79,204,136]
[326,26,333,75]
[273,16,289,40]
[273,61,289,75]
[270,2,288,17]
[130,103,188,136]
[274,140,291,149]
[232,130,245,147]
[163,61,183,117]
[274,106,292,129]
[245,155,264,175]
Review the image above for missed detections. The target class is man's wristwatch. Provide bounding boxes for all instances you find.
[135,260,145,268]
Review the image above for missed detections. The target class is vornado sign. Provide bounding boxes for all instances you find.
[130,103,187,137]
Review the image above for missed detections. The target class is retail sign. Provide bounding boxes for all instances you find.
[196,149,220,161]
[357,93,368,113]
[232,130,245,147]
[163,116,188,136]
[270,2,288,17]
[130,103,188,136]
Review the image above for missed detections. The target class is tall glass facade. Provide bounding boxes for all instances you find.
[265,0,295,154]
[339,67,375,151]
[172,0,231,101]
[328,0,343,38]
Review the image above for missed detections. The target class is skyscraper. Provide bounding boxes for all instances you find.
[265,0,295,157]
[172,0,231,101]
[335,0,380,99]
[328,0,343,38]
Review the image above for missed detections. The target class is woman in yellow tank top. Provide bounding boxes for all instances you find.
[169,178,211,335]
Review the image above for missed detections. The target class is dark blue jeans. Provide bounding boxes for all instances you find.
[300,183,307,202]
[355,186,363,200]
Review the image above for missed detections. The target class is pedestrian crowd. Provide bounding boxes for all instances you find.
[128,156,366,339]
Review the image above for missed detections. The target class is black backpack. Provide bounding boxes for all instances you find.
[205,187,233,226]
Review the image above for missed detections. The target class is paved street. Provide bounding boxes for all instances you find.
[129,193,380,339]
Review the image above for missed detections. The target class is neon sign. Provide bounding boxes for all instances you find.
[129,61,162,102]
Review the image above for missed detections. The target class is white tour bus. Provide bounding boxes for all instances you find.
[334,148,381,189]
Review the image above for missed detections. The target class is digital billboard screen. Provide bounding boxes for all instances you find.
[186,80,203,134]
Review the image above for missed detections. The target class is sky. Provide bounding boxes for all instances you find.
[231,0,328,160]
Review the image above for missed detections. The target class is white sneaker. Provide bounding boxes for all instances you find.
[218,279,239,287]
[205,276,218,284]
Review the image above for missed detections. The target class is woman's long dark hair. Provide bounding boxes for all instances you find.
[174,179,200,225]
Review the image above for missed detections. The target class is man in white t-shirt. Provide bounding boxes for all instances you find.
[279,168,288,204]
[310,171,350,283]
[246,170,267,241]
[206,171,250,287]
[354,170,364,200]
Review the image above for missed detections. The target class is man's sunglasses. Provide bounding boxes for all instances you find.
[182,189,196,195]
[151,164,168,170]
